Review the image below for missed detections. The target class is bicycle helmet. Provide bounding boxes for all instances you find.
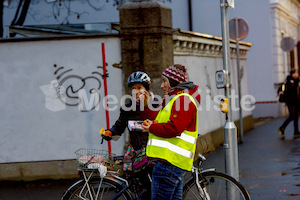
[127,71,151,90]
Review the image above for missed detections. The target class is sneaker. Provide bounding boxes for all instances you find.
[294,132,300,139]
[278,127,285,139]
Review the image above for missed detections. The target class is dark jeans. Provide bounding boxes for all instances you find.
[280,104,299,133]
[151,161,186,200]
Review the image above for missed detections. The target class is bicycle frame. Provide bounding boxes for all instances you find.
[189,166,216,200]
[76,169,130,200]
[100,174,147,200]
[186,153,217,200]
[108,175,131,200]
[80,170,96,199]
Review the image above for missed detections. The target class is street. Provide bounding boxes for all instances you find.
[0,117,299,200]
[202,117,300,199]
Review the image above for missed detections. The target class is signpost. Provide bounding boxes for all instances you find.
[229,17,249,143]
[219,0,239,186]
[219,0,241,198]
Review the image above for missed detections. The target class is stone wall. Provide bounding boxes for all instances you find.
[119,1,173,96]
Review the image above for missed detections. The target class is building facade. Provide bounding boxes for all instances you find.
[2,0,300,118]
[3,0,299,180]
[0,0,254,180]
[189,0,300,118]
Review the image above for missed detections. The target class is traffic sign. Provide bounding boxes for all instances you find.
[280,37,295,52]
[229,18,249,41]
[216,70,226,89]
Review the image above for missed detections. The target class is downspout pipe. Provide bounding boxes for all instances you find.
[188,0,193,31]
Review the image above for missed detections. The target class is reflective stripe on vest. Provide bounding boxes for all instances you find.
[148,139,195,159]
[176,132,197,144]
[146,93,198,171]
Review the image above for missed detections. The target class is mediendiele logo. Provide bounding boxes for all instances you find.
[40,80,66,112]
[40,81,256,112]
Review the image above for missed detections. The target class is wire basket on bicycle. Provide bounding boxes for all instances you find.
[75,148,118,171]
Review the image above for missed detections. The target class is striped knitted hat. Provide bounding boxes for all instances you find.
[162,64,188,87]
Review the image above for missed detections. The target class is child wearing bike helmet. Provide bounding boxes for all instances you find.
[102,71,159,169]
[102,71,159,148]
[102,71,159,200]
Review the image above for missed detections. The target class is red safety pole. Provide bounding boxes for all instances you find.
[101,43,112,155]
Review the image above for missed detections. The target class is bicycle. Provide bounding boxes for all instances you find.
[61,148,251,200]
[61,148,152,200]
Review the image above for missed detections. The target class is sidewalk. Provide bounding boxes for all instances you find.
[0,117,299,200]
[202,117,300,200]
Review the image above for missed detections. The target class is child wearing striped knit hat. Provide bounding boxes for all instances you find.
[160,64,200,105]
[162,64,189,87]
[142,64,201,200]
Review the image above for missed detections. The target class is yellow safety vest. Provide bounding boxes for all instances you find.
[146,93,198,171]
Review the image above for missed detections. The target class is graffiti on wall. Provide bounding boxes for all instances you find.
[53,64,106,112]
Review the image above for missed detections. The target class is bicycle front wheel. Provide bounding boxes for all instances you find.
[62,176,132,200]
[183,171,250,200]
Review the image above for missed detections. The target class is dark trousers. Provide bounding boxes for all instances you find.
[151,161,186,200]
[280,104,299,133]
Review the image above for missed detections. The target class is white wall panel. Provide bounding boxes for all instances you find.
[0,37,124,163]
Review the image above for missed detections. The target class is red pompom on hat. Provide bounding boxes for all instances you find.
[162,64,188,87]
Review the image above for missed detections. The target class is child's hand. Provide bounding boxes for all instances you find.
[100,128,112,141]
[139,90,150,107]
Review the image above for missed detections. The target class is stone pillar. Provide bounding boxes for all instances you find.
[119,0,173,96]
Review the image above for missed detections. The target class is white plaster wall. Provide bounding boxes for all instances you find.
[3,0,299,119]
[0,37,125,163]
[0,1,256,164]
[174,55,252,135]
[0,35,253,164]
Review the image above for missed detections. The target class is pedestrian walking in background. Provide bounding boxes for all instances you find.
[278,68,300,139]
[142,64,201,200]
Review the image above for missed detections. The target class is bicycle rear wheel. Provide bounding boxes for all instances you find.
[62,176,132,200]
[183,171,250,200]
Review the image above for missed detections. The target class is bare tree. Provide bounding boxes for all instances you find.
[1,0,172,38]
[10,0,31,37]
[0,1,3,37]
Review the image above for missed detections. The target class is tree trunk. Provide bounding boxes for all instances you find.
[0,1,3,37]
[10,0,31,37]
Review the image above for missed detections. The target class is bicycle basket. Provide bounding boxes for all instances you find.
[75,148,116,170]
